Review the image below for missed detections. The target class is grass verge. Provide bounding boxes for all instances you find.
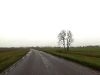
[36,47,100,71]
[0,48,29,73]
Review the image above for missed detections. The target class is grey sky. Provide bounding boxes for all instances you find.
[0,0,100,47]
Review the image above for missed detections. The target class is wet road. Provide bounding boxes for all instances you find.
[2,49,100,75]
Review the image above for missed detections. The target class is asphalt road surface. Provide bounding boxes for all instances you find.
[2,49,100,75]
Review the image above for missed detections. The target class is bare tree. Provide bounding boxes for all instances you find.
[58,30,73,51]
[58,30,66,50]
[66,30,73,51]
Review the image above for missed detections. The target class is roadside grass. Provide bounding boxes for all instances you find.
[0,48,29,73]
[35,47,100,70]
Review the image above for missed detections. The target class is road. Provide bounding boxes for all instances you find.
[2,49,100,75]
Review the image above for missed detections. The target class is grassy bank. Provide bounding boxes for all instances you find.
[35,47,100,70]
[0,48,29,73]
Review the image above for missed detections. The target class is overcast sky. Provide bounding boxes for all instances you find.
[0,0,100,47]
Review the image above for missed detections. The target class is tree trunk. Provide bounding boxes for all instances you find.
[63,39,66,52]
[67,46,69,51]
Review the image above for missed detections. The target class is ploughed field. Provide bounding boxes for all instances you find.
[35,47,100,70]
[0,48,29,73]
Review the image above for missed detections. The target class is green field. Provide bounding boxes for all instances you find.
[0,48,29,73]
[35,47,100,70]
